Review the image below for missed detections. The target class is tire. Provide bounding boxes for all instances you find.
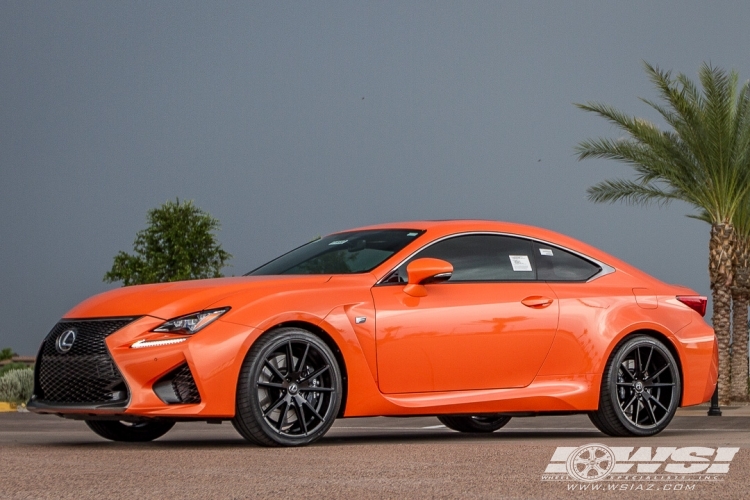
[437,414,511,433]
[232,327,343,447]
[85,420,175,442]
[589,335,681,437]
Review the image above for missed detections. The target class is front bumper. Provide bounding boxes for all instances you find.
[29,316,257,419]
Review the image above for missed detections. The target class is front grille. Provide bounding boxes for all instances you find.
[36,319,135,404]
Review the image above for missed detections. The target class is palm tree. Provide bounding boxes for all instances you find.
[575,62,750,405]
[695,205,750,402]
[730,206,749,401]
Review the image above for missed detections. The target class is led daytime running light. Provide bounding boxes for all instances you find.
[131,338,188,349]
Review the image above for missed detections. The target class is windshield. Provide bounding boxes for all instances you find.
[247,229,425,275]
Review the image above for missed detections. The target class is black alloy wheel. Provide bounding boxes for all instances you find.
[232,328,342,446]
[437,414,512,433]
[589,335,681,437]
[85,420,175,442]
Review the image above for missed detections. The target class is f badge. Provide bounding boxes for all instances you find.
[56,329,77,353]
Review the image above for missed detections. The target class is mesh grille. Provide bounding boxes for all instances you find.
[172,364,201,404]
[36,319,134,404]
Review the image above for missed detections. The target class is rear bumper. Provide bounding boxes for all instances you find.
[675,321,718,406]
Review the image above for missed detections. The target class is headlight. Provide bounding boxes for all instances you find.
[152,307,230,334]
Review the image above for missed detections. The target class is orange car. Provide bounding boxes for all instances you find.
[29,221,717,446]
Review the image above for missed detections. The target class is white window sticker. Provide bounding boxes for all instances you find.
[328,240,348,246]
[407,232,419,237]
[539,248,554,256]
[509,255,533,272]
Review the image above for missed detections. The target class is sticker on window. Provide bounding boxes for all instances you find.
[407,232,418,237]
[328,240,349,246]
[539,248,554,256]
[509,255,533,272]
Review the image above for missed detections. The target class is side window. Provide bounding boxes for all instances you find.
[389,234,536,283]
[533,242,601,281]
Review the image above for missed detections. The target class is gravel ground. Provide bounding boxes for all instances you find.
[2,412,749,499]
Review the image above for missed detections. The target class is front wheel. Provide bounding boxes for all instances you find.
[85,420,175,442]
[589,335,681,437]
[438,414,511,433]
[232,328,343,447]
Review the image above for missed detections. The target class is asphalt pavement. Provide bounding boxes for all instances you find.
[2,410,749,499]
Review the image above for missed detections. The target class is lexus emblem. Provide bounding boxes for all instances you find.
[56,329,77,353]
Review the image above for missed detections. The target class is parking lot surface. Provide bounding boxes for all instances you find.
[2,410,749,499]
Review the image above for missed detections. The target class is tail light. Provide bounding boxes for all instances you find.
[676,296,707,317]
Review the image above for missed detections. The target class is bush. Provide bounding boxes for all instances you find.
[0,368,34,403]
[0,362,31,378]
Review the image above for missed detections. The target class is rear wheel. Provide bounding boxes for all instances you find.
[437,414,511,433]
[85,420,174,442]
[232,328,342,447]
[589,335,681,437]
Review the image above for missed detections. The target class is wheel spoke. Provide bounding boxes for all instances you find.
[621,394,637,413]
[264,359,285,381]
[294,398,308,435]
[634,399,641,424]
[263,395,286,418]
[648,393,669,412]
[299,386,334,392]
[644,346,654,374]
[620,363,636,380]
[635,347,643,375]
[300,364,329,382]
[285,341,294,375]
[257,381,285,389]
[648,382,675,387]
[644,398,658,424]
[276,401,290,430]
[303,398,325,422]
[647,364,669,381]
[298,343,310,373]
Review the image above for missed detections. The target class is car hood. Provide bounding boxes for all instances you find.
[64,275,333,320]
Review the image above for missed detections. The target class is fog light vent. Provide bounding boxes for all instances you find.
[153,363,201,404]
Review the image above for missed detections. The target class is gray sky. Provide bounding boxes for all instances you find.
[2,1,748,355]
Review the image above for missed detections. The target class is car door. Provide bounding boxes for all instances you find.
[372,234,559,394]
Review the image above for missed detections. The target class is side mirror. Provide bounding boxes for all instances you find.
[403,258,453,297]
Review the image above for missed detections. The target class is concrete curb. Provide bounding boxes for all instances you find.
[676,403,750,417]
[0,402,18,413]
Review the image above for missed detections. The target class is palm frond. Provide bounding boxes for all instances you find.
[586,179,683,206]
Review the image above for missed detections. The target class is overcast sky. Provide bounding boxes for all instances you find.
[3,1,750,354]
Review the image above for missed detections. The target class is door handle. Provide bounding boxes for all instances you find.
[521,296,553,308]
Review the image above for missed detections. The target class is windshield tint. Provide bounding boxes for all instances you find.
[247,229,425,275]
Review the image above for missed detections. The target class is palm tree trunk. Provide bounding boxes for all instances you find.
[710,223,734,405]
[730,235,749,402]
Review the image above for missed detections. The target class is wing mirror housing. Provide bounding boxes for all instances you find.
[403,258,453,297]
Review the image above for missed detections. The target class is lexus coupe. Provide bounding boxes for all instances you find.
[29,221,717,446]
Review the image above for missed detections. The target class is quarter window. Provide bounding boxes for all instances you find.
[533,242,600,281]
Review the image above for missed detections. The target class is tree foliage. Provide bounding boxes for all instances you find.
[104,199,232,286]
[0,348,16,361]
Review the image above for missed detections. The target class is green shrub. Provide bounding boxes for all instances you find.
[0,368,34,403]
[0,362,31,378]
